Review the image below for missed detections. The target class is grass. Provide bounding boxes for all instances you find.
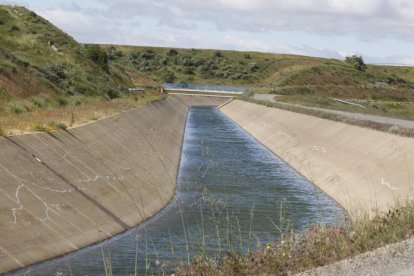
[0,92,164,135]
[178,200,414,275]
[1,5,414,135]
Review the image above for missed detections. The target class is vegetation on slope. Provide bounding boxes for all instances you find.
[1,4,414,134]
[0,5,162,135]
[104,45,414,120]
[178,201,414,275]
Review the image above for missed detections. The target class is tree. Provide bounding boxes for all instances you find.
[345,55,367,71]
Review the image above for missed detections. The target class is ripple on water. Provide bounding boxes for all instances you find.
[23,106,344,275]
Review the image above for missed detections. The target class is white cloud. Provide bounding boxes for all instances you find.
[2,0,414,64]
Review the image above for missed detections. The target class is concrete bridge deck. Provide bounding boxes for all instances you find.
[162,84,246,98]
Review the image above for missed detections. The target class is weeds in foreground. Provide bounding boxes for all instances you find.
[178,201,414,275]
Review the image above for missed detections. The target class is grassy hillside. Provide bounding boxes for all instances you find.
[1,5,414,135]
[0,5,161,135]
[105,45,414,119]
[105,45,414,99]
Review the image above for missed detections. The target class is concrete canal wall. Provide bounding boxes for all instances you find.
[0,95,226,274]
[221,100,414,218]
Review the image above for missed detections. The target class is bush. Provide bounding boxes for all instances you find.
[388,125,401,134]
[106,88,120,100]
[46,64,66,79]
[345,55,367,71]
[32,98,45,108]
[140,49,156,60]
[57,97,68,107]
[184,67,195,75]
[10,103,23,114]
[86,45,109,72]
[211,51,223,58]
[0,125,5,136]
[163,70,176,82]
[386,76,407,85]
[10,25,20,32]
[249,63,259,72]
[166,49,178,57]
[107,46,123,60]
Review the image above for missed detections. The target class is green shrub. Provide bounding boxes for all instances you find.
[46,64,66,79]
[86,44,109,72]
[10,25,20,32]
[107,46,123,60]
[184,67,194,75]
[0,125,5,136]
[10,103,23,114]
[345,55,367,71]
[57,97,68,107]
[166,49,178,57]
[140,49,156,60]
[106,88,120,99]
[32,98,44,108]
[163,70,176,82]
[211,51,223,58]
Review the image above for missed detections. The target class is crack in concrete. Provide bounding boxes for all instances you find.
[1,165,81,224]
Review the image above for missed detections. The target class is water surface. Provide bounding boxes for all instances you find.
[23,106,344,275]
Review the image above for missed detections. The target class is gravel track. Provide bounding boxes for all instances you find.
[251,94,414,130]
[297,237,414,276]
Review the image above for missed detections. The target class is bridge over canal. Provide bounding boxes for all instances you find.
[162,83,248,98]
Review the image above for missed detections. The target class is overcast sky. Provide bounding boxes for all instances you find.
[2,0,414,65]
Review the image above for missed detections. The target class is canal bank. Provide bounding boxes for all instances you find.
[0,96,226,274]
[220,100,414,218]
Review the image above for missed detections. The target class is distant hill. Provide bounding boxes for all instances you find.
[1,5,414,134]
[104,45,414,101]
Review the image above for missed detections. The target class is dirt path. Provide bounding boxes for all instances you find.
[251,94,414,130]
[298,237,414,276]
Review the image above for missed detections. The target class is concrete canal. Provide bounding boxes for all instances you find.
[24,106,344,275]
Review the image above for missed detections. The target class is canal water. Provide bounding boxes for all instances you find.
[22,106,344,275]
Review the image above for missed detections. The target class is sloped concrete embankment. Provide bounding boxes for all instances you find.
[0,95,226,274]
[220,100,414,217]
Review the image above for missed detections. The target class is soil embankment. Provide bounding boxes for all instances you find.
[220,100,414,217]
[0,95,226,274]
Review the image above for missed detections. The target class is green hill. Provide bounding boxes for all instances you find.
[1,5,414,135]
[104,45,414,101]
[0,5,162,135]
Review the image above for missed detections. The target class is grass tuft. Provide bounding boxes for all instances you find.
[48,121,67,130]
[33,123,49,132]
[178,201,414,275]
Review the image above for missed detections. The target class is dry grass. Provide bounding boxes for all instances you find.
[0,93,164,135]
[178,201,414,275]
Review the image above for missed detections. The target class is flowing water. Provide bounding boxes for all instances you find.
[22,106,344,275]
